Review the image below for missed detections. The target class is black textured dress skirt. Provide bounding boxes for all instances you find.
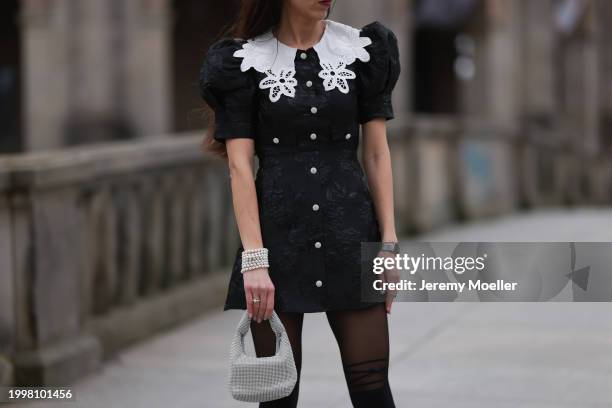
[198,19,401,313]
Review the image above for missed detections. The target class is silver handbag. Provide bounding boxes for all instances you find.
[228,310,298,402]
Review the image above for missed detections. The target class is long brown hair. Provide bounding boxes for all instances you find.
[201,0,334,158]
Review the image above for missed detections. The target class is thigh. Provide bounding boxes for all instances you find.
[326,303,390,392]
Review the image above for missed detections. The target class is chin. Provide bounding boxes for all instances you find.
[306,10,327,20]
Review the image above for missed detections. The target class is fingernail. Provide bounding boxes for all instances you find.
[248,313,252,319]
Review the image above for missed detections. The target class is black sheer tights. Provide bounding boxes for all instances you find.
[250,303,395,408]
[327,303,396,407]
[250,311,304,408]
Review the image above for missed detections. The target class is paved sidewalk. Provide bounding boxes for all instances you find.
[13,208,612,407]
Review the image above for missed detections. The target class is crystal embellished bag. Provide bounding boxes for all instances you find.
[228,310,297,402]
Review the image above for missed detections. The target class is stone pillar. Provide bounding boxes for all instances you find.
[21,0,72,151]
[21,0,173,151]
[559,2,599,154]
[9,186,101,386]
[123,0,172,138]
[583,5,600,155]
[385,0,412,116]
[62,0,172,143]
[484,0,522,130]
[0,190,15,386]
[63,0,130,144]
[521,0,555,119]
[594,0,612,151]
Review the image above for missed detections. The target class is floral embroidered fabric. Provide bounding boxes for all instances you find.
[232,19,372,102]
[259,68,298,102]
[198,19,401,313]
[318,60,356,93]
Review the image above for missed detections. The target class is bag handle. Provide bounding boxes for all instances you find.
[235,310,286,355]
[236,310,286,338]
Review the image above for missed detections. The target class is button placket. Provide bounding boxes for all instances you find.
[306,151,325,290]
[295,45,326,296]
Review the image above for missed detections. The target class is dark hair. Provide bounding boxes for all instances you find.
[202,0,334,158]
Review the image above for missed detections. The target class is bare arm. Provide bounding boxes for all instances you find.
[225,139,274,323]
[361,119,397,243]
[361,119,399,314]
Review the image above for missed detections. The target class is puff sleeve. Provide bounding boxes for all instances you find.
[198,38,257,142]
[356,21,401,125]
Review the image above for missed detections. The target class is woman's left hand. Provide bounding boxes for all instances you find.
[377,250,400,314]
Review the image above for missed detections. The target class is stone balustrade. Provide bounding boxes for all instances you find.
[1,123,611,386]
[0,132,237,386]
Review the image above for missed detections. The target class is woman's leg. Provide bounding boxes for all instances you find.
[326,303,396,408]
[250,311,304,408]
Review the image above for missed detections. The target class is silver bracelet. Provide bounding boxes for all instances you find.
[241,248,269,273]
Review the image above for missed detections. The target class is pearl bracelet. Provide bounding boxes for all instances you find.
[241,248,269,273]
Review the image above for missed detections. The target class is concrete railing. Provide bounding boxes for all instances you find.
[1,122,611,386]
[387,115,612,232]
[0,132,238,386]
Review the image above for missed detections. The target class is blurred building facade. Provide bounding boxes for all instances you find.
[2,0,612,388]
[1,0,611,153]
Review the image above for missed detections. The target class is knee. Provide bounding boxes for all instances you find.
[348,378,395,408]
[344,359,395,407]
[344,358,388,392]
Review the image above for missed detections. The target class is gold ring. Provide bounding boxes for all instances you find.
[252,298,261,303]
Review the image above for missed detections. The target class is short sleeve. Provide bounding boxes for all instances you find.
[198,38,257,142]
[356,21,401,125]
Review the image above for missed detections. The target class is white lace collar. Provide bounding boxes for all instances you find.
[233,19,372,102]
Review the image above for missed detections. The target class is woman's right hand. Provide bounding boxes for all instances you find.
[243,268,275,323]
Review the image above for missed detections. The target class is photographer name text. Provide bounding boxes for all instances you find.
[373,279,518,292]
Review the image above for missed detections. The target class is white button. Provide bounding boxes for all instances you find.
[310,133,317,140]
[315,280,323,287]
[300,52,307,59]
[314,241,322,249]
[345,133,352,140]
[310,167,317,174]
[312,204,319,211]
[306,80,313,87]
[273,137,279,144]
[310,106,318,114]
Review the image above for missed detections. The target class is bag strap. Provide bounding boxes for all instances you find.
[237,310,287,351]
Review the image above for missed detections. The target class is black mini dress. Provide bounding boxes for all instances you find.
[199,19,401,313]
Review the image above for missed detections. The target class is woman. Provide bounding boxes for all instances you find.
[199,0,400,406]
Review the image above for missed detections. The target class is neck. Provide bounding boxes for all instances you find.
[274,14,325,50]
